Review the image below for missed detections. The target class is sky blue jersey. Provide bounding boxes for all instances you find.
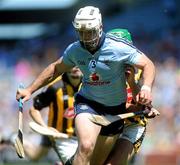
[62,34,143,106]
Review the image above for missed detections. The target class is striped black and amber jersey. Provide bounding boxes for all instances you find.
[33,74,81,136]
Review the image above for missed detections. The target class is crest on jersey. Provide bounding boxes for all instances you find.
[79,104,89,110]
[89,72,101,81]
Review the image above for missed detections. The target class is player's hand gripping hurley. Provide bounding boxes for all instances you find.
[14,84,25,158]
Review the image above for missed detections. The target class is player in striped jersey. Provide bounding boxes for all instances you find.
[23,67,82,164]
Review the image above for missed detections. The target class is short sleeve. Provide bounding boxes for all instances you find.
[118,42,143,65]
[127,46,143,64]
[62,44,76,67]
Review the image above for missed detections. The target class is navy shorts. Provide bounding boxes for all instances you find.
[74,94,125,136]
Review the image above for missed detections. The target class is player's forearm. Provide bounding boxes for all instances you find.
[27,62,59,94]
[126,74,140,100]
[29,107,47,127]
[142,60,155,90]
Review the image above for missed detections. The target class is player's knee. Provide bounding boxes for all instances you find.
[79,140,94,156]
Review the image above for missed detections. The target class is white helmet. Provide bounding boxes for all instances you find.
[72,6,102,50]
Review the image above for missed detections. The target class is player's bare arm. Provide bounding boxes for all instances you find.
[134,53,155,105]
[27,58,70,94]
[29,107,47,127]
[134,53,155,88]
[125,65,140,100]
[125,65,159,118]
[29,107,61,135]
[16,57,72,103]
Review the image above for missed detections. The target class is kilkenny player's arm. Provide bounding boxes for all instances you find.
[126,66,140,100]
[29,88,53,127]
[129,81,140,101]
[29,107,47,127]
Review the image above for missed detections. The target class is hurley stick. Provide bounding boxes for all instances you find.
[14,84,25,158]
[89,108,159,126]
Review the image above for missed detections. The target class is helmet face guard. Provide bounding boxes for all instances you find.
[73,6,102,50]
[75,28,101,49]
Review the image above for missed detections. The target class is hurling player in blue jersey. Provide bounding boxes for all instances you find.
[16,6,155,165]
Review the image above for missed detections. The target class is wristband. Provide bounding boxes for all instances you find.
[141,85,151,92]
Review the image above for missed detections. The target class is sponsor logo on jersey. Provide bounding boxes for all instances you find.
[86,72,110,86]
[89,72,100,82]
[79,104,89,110]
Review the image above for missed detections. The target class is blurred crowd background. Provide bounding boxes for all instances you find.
[0,0,180,164]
